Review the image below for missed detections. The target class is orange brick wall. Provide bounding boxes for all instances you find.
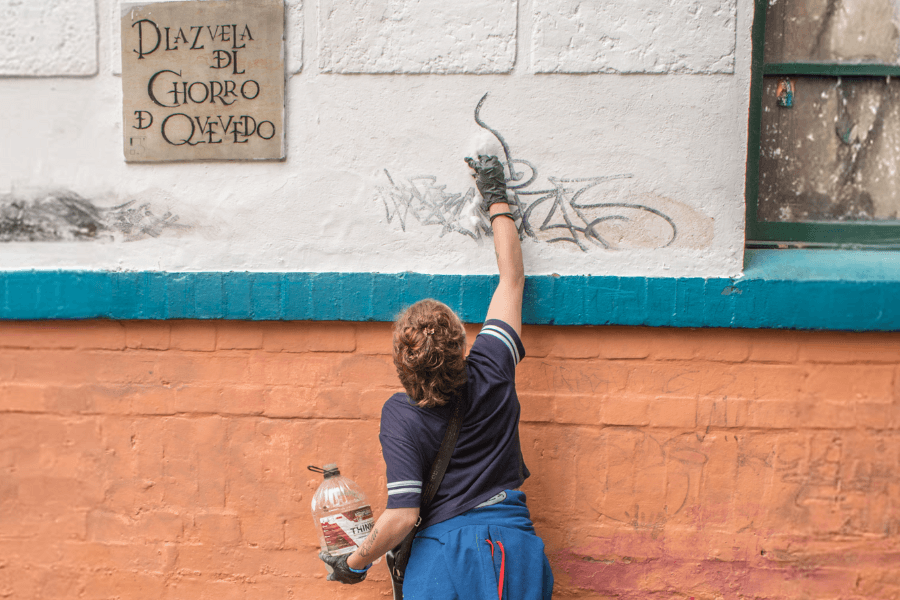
[1,321,899,599]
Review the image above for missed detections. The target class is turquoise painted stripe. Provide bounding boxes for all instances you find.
[2,250,900,330]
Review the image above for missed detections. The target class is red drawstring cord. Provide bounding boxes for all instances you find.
[484,539,506,600]
[496,541,506,600]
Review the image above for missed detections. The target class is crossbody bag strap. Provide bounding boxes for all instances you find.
[420,372,467,507]
[390,366,469,581]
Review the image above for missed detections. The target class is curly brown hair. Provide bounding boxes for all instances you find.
[392,299,468,408]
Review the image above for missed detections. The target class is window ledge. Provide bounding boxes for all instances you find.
[1,251,898,330]
[743,248,900,281]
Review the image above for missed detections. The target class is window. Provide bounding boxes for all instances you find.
[746,0,900,247]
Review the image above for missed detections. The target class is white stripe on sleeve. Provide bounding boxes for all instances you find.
[387,480,422,488]
[480,325,520,364]
[387,487,422,496]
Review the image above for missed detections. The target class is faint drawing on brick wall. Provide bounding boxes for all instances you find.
[766,432,900,537]
[0,191,188,242]
[377,93,713,251]
[121,0,284,162]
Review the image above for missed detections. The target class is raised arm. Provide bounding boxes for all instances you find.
[466,155,524,336]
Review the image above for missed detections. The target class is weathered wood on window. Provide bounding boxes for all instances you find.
[758,76,900,223]
[764,0,900,65]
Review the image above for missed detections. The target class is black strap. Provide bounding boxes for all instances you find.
[389,368,468,583]
[421,379,467,507]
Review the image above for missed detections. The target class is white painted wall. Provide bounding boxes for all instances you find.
[0,0,751,277]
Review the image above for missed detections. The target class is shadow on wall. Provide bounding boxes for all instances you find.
[377,93,714,251]
[0,191,187,242]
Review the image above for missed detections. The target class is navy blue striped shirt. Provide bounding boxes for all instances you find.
[379,319,529,529]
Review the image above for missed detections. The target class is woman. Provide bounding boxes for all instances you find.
[321,155,554,599]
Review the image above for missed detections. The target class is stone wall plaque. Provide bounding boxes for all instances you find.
[121,0,284,162]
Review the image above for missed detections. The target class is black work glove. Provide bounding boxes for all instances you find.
[465,155,508,212]
[319,551,369,584]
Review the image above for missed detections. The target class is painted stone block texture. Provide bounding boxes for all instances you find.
[2,320,900,599]
[317,0,517,73]
[0,0,98,76]
[532,0,737,73]
[285,0,303,74]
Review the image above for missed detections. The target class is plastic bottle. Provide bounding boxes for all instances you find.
[308,464,375,560]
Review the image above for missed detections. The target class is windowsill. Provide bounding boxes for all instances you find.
[743,248,900,282]
[1,251,898,330]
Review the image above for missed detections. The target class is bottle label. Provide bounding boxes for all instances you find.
[319,506,375,554]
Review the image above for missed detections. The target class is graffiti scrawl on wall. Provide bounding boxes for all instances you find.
[0,191,187,242]
[377,93,685,251]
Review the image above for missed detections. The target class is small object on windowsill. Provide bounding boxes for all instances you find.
[776,79,793,107]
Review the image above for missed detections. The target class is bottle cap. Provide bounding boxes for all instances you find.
[307,464,341,479]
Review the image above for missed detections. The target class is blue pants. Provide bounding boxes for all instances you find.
[403,491,553,600]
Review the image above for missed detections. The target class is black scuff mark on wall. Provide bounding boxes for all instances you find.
[0,191,188,242]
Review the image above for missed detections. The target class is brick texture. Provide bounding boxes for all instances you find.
[1,321,899,599]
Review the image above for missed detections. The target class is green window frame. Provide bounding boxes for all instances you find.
[745,0,900,249]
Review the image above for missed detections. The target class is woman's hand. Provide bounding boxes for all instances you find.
[319,551,369,584]
[465,155,509,211]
